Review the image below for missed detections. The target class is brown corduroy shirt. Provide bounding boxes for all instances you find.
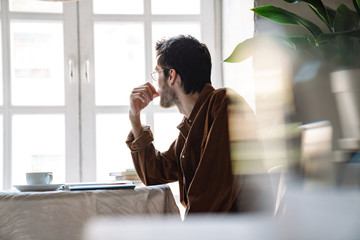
[126,84,260,215]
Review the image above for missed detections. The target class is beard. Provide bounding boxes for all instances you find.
[159,81,178,108]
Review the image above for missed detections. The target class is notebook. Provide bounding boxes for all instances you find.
[62,181,136,191]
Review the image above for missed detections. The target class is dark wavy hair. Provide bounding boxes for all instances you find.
[155,35,212,94]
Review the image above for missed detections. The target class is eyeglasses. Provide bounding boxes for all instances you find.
[151,68,168,82]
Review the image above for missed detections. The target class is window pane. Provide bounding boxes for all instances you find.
[94,23,145,106]
[9,0,62,13]
[152,22,201,45]
[93,0,143,14]
[12,115,65,185]
[10,22,65,106]
[154,113,182,152]
[151,0,200,14]
[96,114,146,182]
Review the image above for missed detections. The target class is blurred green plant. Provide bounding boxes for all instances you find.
[224,0,360,70]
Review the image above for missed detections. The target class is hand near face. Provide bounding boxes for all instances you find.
[129,82,159,117]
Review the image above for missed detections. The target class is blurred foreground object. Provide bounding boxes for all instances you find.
[39,0,79,2]
[226,33,299,172]
[330,69,360,151]
[226,37,299,215]
[224,0,360,151]
[298,121,335,187]
[83,188,360,240]
[224,0,360,211]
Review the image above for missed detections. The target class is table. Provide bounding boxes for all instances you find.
[0,185,180,240]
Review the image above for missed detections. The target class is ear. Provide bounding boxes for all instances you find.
[167,69,177,86]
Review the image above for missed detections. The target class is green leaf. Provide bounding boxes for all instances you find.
[288,35,315,49]
[316,33,360,68]
[333,4,359,32]
[317,29,360,43]
[283,0,332,29]
[325,6,336,28]
[309,5,332,31]
[223,35,296,63]
[253,6,323,39]
[223,37,265,63]
[286,36,319,59]
[353,0,360,16]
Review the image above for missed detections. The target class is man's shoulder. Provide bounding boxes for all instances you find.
[199,85,249,113]
[224,88,245,104]
[202,88,230,116]
[209,87,240,104]
[208,88,252,114]
[209,87,228,101]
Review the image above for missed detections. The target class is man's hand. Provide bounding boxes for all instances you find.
[129,82,159,137]
[129,82,159,116]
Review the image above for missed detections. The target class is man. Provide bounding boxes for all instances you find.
[127,35,267,215]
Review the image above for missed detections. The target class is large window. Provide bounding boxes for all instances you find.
[0,0,220,189]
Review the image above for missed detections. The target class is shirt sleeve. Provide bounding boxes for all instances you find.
[126,126,182,186]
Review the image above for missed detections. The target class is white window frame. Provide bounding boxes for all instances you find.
[1,0,221,188]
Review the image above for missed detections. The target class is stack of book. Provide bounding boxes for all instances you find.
[109,169,143,186]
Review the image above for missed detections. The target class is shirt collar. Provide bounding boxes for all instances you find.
[177,83,214,132]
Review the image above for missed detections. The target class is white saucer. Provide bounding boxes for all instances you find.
[13,184,64,192]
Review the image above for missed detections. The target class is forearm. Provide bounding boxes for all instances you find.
[129,110,143,138]
[126,129,181,185]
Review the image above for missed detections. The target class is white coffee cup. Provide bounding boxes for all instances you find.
[26,172,53,185]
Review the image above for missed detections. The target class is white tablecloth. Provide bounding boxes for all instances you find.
[0,185,180,240]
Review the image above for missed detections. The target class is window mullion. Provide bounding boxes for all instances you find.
[200,0,222,89]
[64,2,81,183]
[2,0,12,190]
[144,0,155,130]
[78,0,97,182]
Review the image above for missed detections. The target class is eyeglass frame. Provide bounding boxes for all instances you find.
[151,68,169,82]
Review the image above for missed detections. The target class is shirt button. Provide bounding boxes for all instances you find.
[182,155,185,159]
[188,119,192,124]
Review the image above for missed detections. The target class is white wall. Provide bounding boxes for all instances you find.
[221,0,255,110]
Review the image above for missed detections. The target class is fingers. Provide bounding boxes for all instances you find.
[131,89,149,104]
[129,82,160,117]
[131,82,159,104]
[130,92,146,104]
[147,82,159,97]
